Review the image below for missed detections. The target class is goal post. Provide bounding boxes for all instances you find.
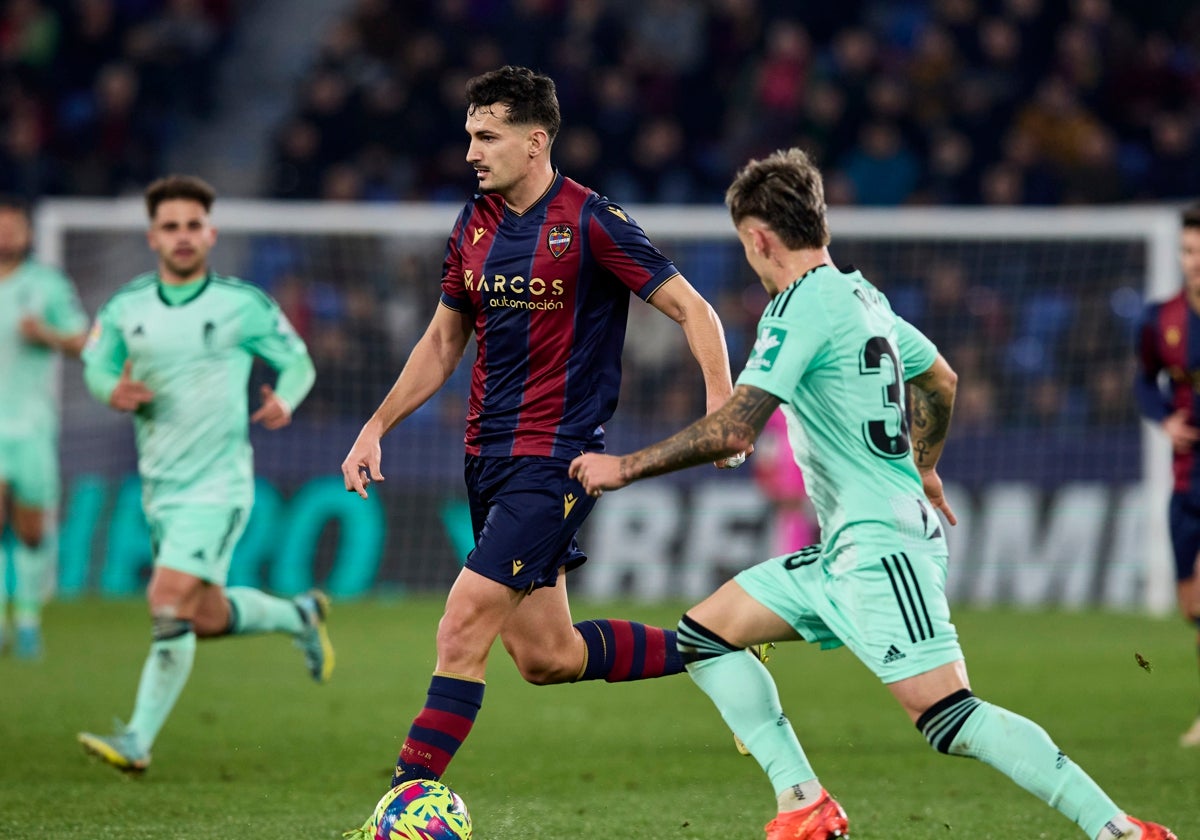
[35,199,1179,612]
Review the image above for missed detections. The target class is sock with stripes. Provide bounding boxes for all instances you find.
[1195,624,1200,715]
[573,619,684,682]
[678,615,819,800]
[392,673,485,786]
[223,586,305,635]
[918,690,1128,839]
[127,616,196,754]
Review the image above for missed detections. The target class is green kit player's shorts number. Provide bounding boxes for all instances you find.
[0,433,59,507]
[736,541,964,683]
[149,504,247,584]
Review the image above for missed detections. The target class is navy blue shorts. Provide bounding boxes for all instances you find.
[1168,493,1200,582]
[463,455,598,592]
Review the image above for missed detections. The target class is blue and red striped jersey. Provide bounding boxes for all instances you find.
[1134,290,1200,494]
[440,172,680,459]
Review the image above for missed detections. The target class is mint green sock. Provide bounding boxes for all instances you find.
[947,701,1121,838]
[127,630,196,753]
[0,539,10,624]
[225,586,304,635]
[687,650,817,795]
[13,539,52,626]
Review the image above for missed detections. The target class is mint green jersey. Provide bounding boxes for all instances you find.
[82,273,314,513]
[737,265,939,554]
[0,259,88,437]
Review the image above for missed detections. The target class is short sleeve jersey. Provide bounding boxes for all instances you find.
[439,173,681,460]
[736,265,940,553]
[1133,291,1200,497]
[82,273,310,512]
[0,260,88,437]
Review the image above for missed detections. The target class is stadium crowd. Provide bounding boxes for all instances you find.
[0,0,1167,434]
[0,0,233,198]
[263,0,1200,206]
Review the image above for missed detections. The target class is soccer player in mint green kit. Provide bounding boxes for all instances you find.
[0,196,89,659]
[571,148,1176,840]
[77,174,333,774]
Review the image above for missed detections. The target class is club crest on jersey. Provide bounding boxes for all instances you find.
[547,225,573,258]
[746,326,786,372]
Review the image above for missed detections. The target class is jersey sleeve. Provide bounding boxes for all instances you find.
[585,199,680,301]
[81,299,127,404]
[736,301,829,402]
[1133,302,1172,422]
[239,292,315,410]
[895,316,938,380]
[439,205,474,313]
[43,270,89,335]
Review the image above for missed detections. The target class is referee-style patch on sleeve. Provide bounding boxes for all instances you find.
[745,325,786,372]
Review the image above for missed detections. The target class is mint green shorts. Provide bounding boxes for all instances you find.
[148,504,247,585]
[0,433,58,508]
[734,540,963,684]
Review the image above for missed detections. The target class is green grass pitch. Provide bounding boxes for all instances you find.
[1,598,1195,839]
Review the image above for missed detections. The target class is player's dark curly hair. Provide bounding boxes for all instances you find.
[465,65,561,143]
[725,148,830,251]
[0,194,31,219]
[1183,203,1200,230]
[144,174,216,219]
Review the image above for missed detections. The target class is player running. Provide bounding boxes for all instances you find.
[0,196,89,659]
[77,175,331,773]
[340,65,740,817]
[1134,202,1200,748]
[572,148,1176,840]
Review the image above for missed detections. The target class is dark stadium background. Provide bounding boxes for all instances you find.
[2,0,1195,605]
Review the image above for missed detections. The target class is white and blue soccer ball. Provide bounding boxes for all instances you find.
[366,779,472,840]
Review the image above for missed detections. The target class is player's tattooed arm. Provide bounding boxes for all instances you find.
[907,354,957,470]
[620,385,779,482]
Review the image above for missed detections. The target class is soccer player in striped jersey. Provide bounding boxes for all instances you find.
[0,196,89,659]
[77,175,331,774]
[572,148,1175,840]
[1134,202,1200,748]
[340,66,739,800]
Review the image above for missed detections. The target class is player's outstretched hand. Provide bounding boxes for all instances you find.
[920,468,957,527]
[342,427,384,499]
[250,384,293,430]
[109,360,154,412]
[569,453,627,498]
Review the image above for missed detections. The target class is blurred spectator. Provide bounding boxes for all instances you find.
[916,127,977,204]
[0,0,59,70]
[247,0,1198,209]
[55,61,161,195]
[124,0,221,119]
[840,120,920,206]
[265,119,323,200]
[1138,112,1200,200]
[1058,124,1125,204]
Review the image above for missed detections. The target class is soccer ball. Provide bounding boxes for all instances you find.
[367,779,472,840]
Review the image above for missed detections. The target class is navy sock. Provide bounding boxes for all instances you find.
[573,619,684,682]
[393,673,485,787]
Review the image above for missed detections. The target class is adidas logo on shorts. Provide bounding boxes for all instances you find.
[882,644,907,664]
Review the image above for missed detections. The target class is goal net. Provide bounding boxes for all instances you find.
[35,200,1178,612]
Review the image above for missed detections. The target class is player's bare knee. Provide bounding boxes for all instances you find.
[915,689,981,754]
[12,512,46,546]
[512,651,573,685]
[14,524,45,548]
